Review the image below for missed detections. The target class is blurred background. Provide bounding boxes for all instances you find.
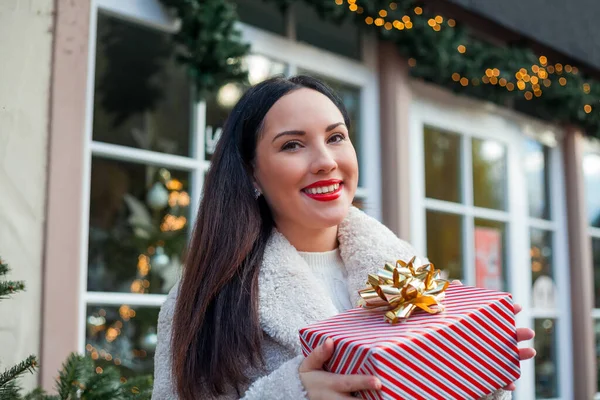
[1,0,600,399]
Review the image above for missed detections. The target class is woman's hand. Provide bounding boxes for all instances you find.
[451,280,536,391]
[299,338,381,400]
[503,303,535,390]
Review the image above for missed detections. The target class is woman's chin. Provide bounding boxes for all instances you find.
[304,203,351,227]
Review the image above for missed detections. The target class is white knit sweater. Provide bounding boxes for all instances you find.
[297,248,353,313]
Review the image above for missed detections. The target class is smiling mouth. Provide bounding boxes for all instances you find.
[301,182,341,195]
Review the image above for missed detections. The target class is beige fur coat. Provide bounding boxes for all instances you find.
[152,207,512,400]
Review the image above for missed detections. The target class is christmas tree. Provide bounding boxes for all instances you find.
[0,258,38,399]
[0,258,153,399]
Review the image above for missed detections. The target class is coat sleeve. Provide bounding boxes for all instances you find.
[151,283,180,400]
[240,355,307,399]
[152,283,308,400]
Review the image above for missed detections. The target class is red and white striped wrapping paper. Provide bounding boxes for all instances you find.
[299,284,521,400]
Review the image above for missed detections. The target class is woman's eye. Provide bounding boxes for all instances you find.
[328,133,347,143]
[281,141,302,151]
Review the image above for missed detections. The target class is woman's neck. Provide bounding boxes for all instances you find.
[275,222,339,252]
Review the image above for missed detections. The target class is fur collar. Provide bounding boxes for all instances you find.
[258,206,425,353]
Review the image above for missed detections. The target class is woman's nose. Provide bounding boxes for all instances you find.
[310,145,338,174]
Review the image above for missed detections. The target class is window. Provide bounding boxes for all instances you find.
[84,7,198,377]
[584,141,600,395]
[525,139,561,399]
[421,124,509,291]
[83,0,380,378]
[411,92,571,399]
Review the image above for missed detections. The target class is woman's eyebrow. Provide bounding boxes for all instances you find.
[271,122,346,143]
[271,130,305,143]
[326,122,346,131]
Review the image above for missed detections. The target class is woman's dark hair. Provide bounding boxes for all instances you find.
[171,75,351,398]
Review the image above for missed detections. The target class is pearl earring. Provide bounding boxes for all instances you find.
[253,187,261,199]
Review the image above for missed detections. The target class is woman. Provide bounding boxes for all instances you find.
[152,75,535,399]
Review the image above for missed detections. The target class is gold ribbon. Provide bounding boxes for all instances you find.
[358,256,449,324]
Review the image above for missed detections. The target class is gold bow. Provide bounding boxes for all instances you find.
[358,256,449,324]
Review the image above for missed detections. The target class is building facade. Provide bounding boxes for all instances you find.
[1,0,599,399]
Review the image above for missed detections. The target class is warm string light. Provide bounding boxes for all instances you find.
[356,1,458,34]
[458,55,592,103]
[137,255,150,276]
[161,215,187,231]
[343,1,595,115]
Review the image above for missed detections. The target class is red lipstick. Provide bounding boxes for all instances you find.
[302,179,343,202]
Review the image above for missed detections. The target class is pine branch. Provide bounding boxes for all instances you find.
[121,376,153,400]
[23,387,50,400]
[0,258,25,299]
[0,281,25,299]
[54,353,87,399]
[0,355,38,388]
[79,366,121,400]
[0,260,9,276]
[0,380,22,400]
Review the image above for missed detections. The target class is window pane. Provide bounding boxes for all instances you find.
[594,238,600,308]
[424,127,462,203]
[295,6,361,60]
[86,305,159,377]
[472,138,507,210]
[583,152,600,228]
[233,0,286,36]
[524,139,551,220]
[205,54,287,161]
[531,229,556,309]
[474,219,507,291]
[297,72,363,186]
[426,211,463,281]
[88,157,188,294]
[595,319,600,391]
[534,318,559,398]
[93,13,192,156]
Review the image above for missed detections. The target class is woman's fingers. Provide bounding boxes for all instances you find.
[519,347,536,361]
[331,374,381,393]
[513,303,523,315]
[502,382,517,391]
[516,327,535,342]
[300,339,334,372]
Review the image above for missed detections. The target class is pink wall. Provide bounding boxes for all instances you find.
[41,0,91,390]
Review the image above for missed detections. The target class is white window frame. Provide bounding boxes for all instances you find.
[80,0,380,351]
[409,81,572,400]
[80,0,205,350]
[585,138,600,399]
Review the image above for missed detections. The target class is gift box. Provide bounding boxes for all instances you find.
[299,283,521,400]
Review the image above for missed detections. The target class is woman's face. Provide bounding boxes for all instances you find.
[253,88,359,230]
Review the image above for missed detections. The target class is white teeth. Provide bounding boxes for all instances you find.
[304,183,341,195]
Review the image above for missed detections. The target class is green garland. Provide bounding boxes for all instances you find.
[159,0,600,138]
[159,0,250,99]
